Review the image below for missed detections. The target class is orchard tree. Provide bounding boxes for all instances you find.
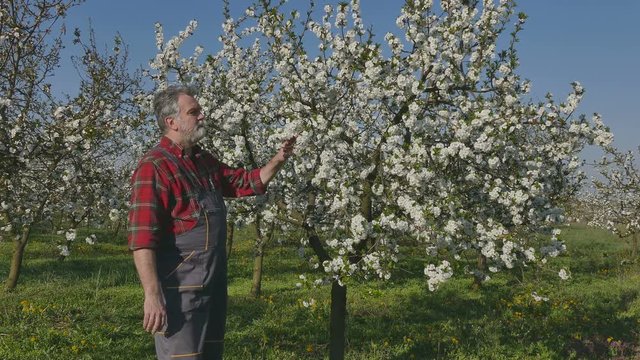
[148,0,612,358]
[588,146,640,257]
[0,0,145,290]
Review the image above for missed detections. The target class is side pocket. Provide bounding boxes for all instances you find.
[163,250,196,280]
[159,250,206,291]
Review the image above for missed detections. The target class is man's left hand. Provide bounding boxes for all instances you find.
[277,136,297,162]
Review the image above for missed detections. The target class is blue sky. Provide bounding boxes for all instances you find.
[58,1,639,161]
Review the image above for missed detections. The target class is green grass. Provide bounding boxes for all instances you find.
[0,224,639,359]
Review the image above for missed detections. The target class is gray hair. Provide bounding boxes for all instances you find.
[153,85,198,132]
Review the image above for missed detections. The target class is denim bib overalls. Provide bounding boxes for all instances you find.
[154,149,229,360]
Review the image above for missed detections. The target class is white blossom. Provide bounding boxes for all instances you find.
[85,234,97,245]
[65,229,77,242]
[57,245,70,257]
[531,291,549,302]
[558,268,570,280]
[424,260,453,291]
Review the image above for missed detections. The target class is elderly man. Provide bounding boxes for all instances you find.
[128,85,295,359]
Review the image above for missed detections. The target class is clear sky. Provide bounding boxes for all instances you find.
[57,1,639,161]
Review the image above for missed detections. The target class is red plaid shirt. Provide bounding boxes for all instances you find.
[128,136,265,250]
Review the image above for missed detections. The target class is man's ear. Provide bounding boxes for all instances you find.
[165,116,178,131]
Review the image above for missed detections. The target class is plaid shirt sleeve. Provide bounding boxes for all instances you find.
[127,159,170,250]
[218,160,266,198]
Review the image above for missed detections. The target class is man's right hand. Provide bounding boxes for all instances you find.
[133,248,167,334]
[143,292,167,333]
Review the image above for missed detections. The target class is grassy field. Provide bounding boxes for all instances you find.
[0,224,639,359]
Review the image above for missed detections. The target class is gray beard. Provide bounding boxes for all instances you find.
[181,124,206,147]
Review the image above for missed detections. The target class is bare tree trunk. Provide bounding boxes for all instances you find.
[250,213,278,298]
[329,281,347,360]
[250,240,265,298]
[302,189,348,359]
[226,221,235,260]
[6,226,31,291]
[112,218,122,238]
[472,253,487,290]
[306,227,348,359]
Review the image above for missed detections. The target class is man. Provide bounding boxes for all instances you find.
[128,85,295,359]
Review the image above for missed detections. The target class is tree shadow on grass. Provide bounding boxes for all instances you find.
[345,279,640,359]
[347,281,513,359]
[14,255,137,288]
[224,274,640,359]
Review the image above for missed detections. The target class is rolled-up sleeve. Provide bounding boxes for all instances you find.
[127,160,169,250]
[218,162,266,198]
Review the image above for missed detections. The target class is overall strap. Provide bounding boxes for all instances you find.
[157,147,208,193]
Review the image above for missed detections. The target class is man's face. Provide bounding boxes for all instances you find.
[176,94,206,146]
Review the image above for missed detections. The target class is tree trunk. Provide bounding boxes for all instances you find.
[329,281,347,360]
[250,240,265,298]
[112,218,122,238]
[250,212,279,298]
[472,253,487,290]
[6,226,30,291]
[250,215,264,298]
[226,221,235,260]
[303,191,348,359]
[361,181,375,250]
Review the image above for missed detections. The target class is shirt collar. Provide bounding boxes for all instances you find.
[160,136,203,158]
